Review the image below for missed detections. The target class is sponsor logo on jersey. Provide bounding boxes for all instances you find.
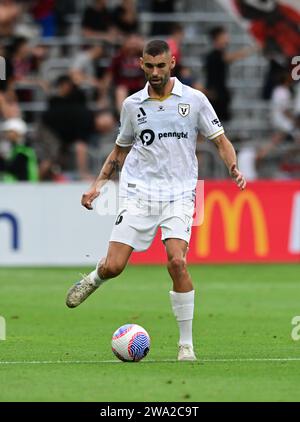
[140,129,155,145]
[137,107,147,125]
[140,130,189,145]
[178,103,190,117]
[157,105,165,112]
[158,131,188,140]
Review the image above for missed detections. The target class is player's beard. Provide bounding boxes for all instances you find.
[149,74,169,94]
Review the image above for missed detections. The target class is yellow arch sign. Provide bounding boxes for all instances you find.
[196,190,269,257]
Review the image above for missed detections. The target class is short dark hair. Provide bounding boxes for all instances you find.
[143,40,170,57]
[209,26,226,41]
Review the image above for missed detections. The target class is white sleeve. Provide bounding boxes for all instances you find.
[198,95,224,140]
[116,102,134,147]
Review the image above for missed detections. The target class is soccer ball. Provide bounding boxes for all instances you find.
[112,324,150,362]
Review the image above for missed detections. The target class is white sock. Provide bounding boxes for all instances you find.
[169,290,194,347]
[90,261,105,286]
[90,269,101,285]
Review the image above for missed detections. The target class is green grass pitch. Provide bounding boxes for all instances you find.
[1,264,300,402]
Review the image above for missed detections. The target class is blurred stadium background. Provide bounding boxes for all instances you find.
[0,0,300,403]
[0,0,299,266]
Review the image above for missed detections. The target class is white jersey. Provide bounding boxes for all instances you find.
[116,77,224,200]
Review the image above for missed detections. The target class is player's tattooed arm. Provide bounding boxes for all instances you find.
[211,133,246,191]
[101,158,121,180]
[81,144,131,210]
[99,145,131,182]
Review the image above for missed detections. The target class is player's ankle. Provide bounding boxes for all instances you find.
[90,269,101,285]
[179,341,193,347]
[96,259,107,281]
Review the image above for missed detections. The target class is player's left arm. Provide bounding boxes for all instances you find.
[211,133,246,190]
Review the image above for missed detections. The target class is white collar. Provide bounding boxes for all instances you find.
[139,77,183,102]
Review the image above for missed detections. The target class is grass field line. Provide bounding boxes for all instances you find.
[1,357,300,365]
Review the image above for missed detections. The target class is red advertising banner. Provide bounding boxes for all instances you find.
[130,181,300,264]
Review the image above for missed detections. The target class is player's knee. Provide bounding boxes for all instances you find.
[168,256,186,274]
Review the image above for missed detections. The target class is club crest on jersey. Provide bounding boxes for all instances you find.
[178,103,190,117]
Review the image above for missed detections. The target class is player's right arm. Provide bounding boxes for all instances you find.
[81,144,131,210]
[82,99,134,210]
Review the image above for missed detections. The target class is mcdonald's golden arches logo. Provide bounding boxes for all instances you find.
[196,190,269,257]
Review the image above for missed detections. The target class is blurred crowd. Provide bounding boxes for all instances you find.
[0,0,299,182]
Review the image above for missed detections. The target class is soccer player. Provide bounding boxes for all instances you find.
[66,40,246,361]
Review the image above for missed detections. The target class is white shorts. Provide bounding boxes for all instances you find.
[110,197,194,251]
